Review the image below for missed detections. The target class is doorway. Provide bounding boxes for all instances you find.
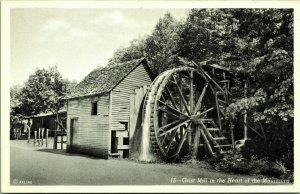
[70,118,78,150]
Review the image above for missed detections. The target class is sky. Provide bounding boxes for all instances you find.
[10,8,188,86]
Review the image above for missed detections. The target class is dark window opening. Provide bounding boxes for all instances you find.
[111,131,118,153]
[91,102,98,115]
[123,137,129,145]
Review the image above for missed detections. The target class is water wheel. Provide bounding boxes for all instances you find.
[142,66,231,162]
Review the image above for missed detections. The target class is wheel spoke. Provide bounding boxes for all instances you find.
[166,129,178,153]
[158,107,180,119]
[165,86,178,109]
[161,134,167,145]
[174,127,189,156]
[161,94,166,102]
[158,120,180,132]
[172,75,191,115]
[199,107,215,116]
[158,100,189,118]
[159,120,190,137]
[194,83,208,114]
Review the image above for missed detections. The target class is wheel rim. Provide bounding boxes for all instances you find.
[145,67,218,161]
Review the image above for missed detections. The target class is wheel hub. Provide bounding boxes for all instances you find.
[190,115,203,125]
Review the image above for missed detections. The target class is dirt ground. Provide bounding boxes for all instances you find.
[10,140,289,185]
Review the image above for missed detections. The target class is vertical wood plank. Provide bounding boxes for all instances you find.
[46,129,48,147]
[41,128,44,146]
[38,128,41,146]
[27,126,31,143]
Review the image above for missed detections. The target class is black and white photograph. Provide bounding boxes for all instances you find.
[1,1,299,193]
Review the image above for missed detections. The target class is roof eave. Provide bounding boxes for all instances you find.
[67,91,110,100]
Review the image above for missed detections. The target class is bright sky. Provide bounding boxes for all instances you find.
[10,8,188,86]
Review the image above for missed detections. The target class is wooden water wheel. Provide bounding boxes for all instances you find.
[142,66,233,162]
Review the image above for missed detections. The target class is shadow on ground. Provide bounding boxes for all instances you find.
[36,148,104,160]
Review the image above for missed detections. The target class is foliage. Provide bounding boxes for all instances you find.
[107,12,183,75]
[143,12,184,74]
[10,66,79,131]
[107,8,294,169]
[210,153,292,180]
[10,84,23,116]
[108,38,146,67]
[17,66,67,116]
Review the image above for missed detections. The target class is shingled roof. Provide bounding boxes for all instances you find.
[68,58,150,99]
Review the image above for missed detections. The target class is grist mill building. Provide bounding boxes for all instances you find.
[66,58,154,158]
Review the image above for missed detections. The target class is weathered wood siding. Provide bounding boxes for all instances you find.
[67,94,110,158]
[110,62,152,131]
[109,63,152,157]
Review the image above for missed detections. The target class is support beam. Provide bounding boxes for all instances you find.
[215,91,222,131]
[243,81,248,140]
[192,125,201,158]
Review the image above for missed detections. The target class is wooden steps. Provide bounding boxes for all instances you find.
[199,119,232,156]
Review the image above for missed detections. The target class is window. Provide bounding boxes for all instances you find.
[123,137,129,145]
[91,102,98,115]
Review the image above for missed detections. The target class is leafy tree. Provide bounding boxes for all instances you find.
[219,9,293,167]
[107,12,183,75]
[143,12,184,74]
[18,66,70,130]
[10,84,23,115]
[108,37,146,67]
[10,84,24,132]
[106,8,294,167]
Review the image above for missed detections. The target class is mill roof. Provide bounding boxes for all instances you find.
[68,58,151,99]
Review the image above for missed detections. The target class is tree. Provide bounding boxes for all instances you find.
[10,84,23,115]
[18,65,69,131]
[10,84,24,133]
[106,9,294,167]
[107,12,183,75]
[143,12,184,74]
[107,37,146,67]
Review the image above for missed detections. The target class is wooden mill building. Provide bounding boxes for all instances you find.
[66,58,154,158]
